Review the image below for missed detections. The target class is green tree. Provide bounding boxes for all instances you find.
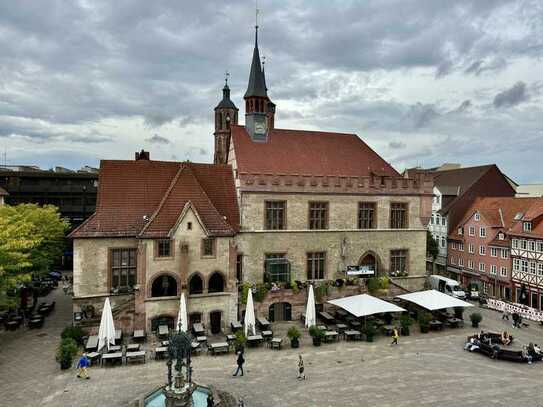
[0,204,69,306]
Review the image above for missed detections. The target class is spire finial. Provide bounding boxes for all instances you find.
[225,70,230,86]
[255,0,259,45]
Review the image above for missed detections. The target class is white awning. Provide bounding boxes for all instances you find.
[396,290,473,311]
[327,294,406,318]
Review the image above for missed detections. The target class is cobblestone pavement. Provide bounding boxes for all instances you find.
[2,290,543,407]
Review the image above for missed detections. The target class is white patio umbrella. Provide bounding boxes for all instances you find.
[305,284,317,328]
[177,292,188,332]
[98,297,116,352]
[244,289,256,336]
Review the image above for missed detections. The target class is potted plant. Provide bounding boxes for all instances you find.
[364,321,377,342]
[56,337,78,370]
[61,325,88,346]
[400,314,413,336]
[470,312,482,328]
[234,330,247,352]
[287,326,301,348]
[309,325,324,346]
[418,312,431,334]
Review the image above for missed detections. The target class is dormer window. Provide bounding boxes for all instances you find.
[498,232,504,240]
[523,222,532,232]
[458,227,463,235]
[474,212,480,221]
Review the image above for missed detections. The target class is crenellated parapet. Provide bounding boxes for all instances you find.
[238,171,433,195]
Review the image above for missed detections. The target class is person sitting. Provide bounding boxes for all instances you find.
[465,337,480,352]
[522,346,533,364]
[501,331,511,345]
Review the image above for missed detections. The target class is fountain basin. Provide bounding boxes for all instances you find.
[144,386,210,407]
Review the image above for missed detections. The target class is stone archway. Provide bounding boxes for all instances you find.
[358,251,381,276]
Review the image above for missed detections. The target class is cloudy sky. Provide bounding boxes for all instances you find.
[1,0,542,183]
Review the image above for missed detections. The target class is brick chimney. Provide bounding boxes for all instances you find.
[135,149,150,161]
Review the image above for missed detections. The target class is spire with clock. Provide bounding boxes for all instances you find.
[244,12,275,142]
[213,71,238,164]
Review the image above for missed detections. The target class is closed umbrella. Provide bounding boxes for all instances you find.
[177,292,188,332]
[305,284,317,328]
[244,289,256,336]
[98,297,116,352]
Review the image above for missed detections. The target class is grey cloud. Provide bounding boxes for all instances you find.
[145,134,171,144]
[449,100,472,114]
[388,141,406,149]
[493,82,529,108]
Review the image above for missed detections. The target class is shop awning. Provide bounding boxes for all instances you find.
[396,290,473,311]
[327,294,406,318]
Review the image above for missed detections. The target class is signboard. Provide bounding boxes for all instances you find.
[345,265,375,277]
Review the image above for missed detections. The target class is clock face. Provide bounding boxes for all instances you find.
[254,119,267,134]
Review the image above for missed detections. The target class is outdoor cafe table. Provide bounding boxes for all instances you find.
[257,317,271,330]
[350,320,362,329]
[193,323,205,336]
[226,334,236,344]
[155,346,168,360]
[196,336,208,346]
[247,334,264,347]
[209,342,229,355]
[133,329,145,341]
[158,325,169,337]
[85,335,99,351]
[262,330,273,341]
[270,338,282,349]
[344,330,361,341]
[126,343,140,352]
[447,318,464,328]
[108,345,122,353]
[324,330,339,343]
[101,352,123,366]
[125,350,146,364]
[319,312,335,324]
[336,323,348,334]
[430,320,443,331]
[230,321,242,332]
[335,309,349,320]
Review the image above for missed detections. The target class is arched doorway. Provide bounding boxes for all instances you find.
[151,275,177,297]
[268,302,292,322]
[208,272,225,293]
[209,310,222,334]
[358,251,379,276]
[188,274,203,295]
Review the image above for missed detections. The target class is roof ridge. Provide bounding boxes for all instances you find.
[440,166,494,215]
[139,164,185,236]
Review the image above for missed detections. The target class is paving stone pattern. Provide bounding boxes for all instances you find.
[2,289,543,407]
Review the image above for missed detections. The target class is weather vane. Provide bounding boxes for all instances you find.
[225,70,230,85]
[256,0,259,28]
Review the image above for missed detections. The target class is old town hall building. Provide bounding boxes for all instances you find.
[71,26,432,333]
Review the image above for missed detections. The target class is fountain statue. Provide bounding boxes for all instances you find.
[164,330,194,407]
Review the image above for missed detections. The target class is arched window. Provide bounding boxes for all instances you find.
[151,275,177,297]
[208,272,224,293]
[189,274,203,295]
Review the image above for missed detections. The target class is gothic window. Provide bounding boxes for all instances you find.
[208,272,225,293]
[307,252,326,280]
[151,275,177,297]
[358,202,376,229]
[265,201,286,230]
[188,274,203,294]
[390,249,408,275]
[390,203,408,228]
[111,248,137,290]
[201,238,216,257]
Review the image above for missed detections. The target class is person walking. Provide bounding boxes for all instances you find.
[390,327,400,346]
[76,353,90,379]
[297,355,306,380]
[232,350,245,377]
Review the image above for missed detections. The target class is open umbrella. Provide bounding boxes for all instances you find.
[98,297,116,352]
[177,292,188,332]
[244,289,256,336]
[305,284,317,328]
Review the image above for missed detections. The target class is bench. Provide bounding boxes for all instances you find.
[101,352,123,366]
[155,346,168,360]
[230,321,242,332]
[270,338,282,350]
[85,335,99,352]
[209,342,230,355]
[133,329,146,342]
[126,350,146,364]
[257,317,271,330]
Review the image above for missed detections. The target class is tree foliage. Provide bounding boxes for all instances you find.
[0,204,69,306]
[426,231,439,260]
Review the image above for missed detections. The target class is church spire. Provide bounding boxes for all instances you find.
[244,25,267,98]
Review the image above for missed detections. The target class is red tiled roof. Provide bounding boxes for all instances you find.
[230,125,399,177]
[69,160,239,238]
[449,197,543,239]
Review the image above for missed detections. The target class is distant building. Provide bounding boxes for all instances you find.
[406,164,516,277]
[516,184,543,198]
[0,165,98,227]
[0,186,8,205]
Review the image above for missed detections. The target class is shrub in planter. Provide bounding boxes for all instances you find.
[400,314,413,336]
[418,312,431,334]
[470,312,482,328]
[309,325,324,346]
[61,325,87,346]
[363,322,377,342]
[287,326,301,348]
[234,330,247,352]
[56,338,78,370]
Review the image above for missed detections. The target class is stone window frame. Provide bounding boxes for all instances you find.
[308,201,329,230]
[390,202,409,229]
[201,237,216,258]
[147,271,181,298]
[264,200,287,230]
[109,247,138,292]
[263,252,290,283]
[188,272,205,295]
[358,202,377,229]
[390,249,409,275]
[306,251,326,280]
[155,239,174,259]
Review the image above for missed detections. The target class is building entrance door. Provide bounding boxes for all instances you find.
[210,311,222,334]
[268,302,292,322]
